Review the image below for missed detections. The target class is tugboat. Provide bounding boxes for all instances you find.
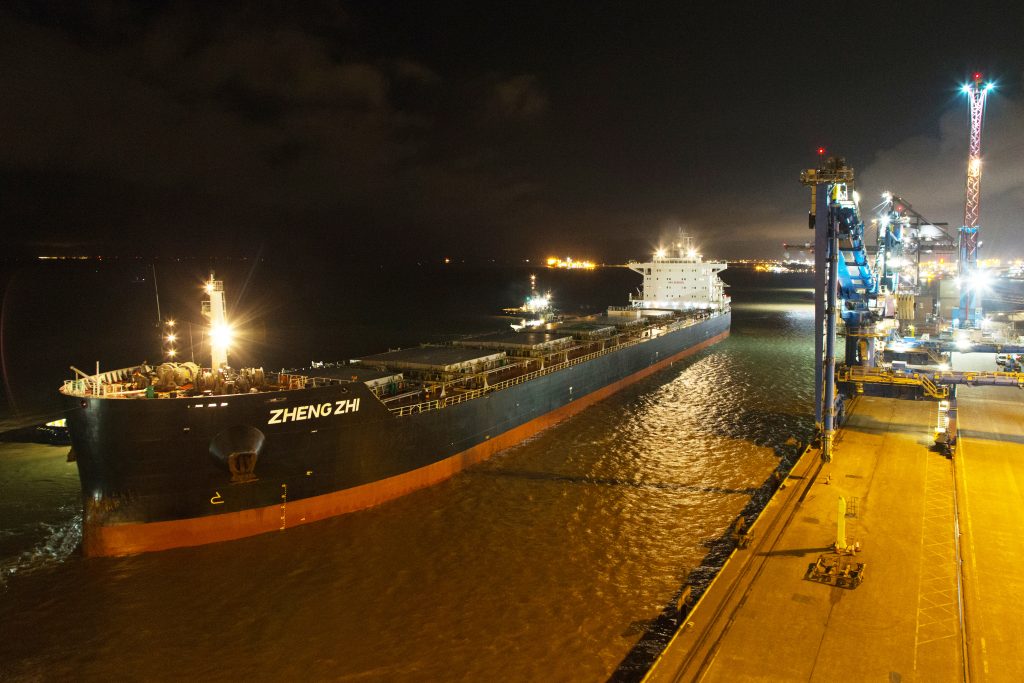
[504,274,560,331]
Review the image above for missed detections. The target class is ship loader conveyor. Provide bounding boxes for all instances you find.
[839,365,1024,399]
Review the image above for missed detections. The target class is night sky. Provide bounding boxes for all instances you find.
[2,2,1023,262]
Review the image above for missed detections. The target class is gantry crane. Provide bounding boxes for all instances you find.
[877,193,957,292]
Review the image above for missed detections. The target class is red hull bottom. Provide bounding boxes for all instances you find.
[83,329,729,556]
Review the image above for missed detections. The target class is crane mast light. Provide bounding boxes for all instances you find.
[962,75,989,232]
[957,72,993,325]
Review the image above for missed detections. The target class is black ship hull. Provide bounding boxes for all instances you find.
[63,312,730,555]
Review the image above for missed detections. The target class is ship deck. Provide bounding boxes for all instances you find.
[61,310,727,421]
[645,383,1024,681]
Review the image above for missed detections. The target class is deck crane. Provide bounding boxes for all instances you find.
[957,72,994,325]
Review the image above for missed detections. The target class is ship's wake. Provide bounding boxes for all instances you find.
[0,514,81,588]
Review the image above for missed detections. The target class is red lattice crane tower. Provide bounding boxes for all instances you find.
[962,73,992,228]
[958,72,993,323]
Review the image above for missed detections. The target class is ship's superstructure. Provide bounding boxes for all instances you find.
[627,235,729,310]
[202,274,231,370]
[60,258,730,556]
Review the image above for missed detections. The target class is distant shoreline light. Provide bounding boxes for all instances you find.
[546,256,596,270]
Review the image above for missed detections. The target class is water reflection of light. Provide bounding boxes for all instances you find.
[734,302,814,315]
[764,288,814,294]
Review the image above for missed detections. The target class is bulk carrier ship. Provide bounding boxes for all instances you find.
[61,243,730,556]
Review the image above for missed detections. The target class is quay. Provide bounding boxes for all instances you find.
[645,381,1024,681]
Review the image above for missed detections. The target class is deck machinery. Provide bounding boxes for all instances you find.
[801,158,1024,461]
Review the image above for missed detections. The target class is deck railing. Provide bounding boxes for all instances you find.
[388,311,723,417]
[61,310,724,406]
[61,367,139,398]
[61,368,350,399]
[838,365,950,399]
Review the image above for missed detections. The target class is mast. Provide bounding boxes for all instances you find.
[958,72,993,325]
[152,264,178,359]
[961,72,991,235]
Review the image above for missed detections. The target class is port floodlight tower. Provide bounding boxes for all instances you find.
[957,71,994,326]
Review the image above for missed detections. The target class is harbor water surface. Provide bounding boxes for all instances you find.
[0,262,813,681]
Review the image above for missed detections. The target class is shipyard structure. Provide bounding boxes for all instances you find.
[645,74,1024,681]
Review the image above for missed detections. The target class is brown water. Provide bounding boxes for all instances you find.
[0,271,814,681]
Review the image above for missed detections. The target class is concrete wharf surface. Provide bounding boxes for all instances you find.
[646,387,1024,682]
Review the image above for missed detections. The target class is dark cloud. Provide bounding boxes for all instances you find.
[0,4,554,258]
[1,3,1023,262]
[391,58,441,86]
[489,74,547,121]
